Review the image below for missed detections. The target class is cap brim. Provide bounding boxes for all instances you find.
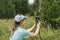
[24,16,28,19]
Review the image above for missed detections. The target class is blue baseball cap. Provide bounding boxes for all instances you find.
[14,14,28,22]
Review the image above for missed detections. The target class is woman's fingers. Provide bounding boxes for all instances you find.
[37,21,41,27]
[37,20,40,23]
[39,22,40,25]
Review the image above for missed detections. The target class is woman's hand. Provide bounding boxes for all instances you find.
[29,21,41,38]
[36,21,40,27]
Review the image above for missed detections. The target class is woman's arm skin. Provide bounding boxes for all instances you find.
[29,22,40,38]
[27,23,35,32]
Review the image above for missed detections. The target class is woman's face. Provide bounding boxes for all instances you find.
[23,20,25,26]
[21,20,25,26]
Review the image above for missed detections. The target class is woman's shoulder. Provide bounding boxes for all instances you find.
[15,27,30,34]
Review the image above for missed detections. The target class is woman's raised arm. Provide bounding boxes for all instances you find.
[27,23,35,32]
[29,22,40,38]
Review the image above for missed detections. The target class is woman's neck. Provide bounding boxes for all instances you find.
[19,24,24,28]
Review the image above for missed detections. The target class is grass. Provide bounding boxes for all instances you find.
[0,16,60,40]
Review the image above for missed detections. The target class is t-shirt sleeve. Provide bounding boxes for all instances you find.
[23,30,31,38]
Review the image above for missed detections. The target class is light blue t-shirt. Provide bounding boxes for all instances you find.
[10,27,31,40]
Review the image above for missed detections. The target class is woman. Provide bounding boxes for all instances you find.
[10,14,40,40]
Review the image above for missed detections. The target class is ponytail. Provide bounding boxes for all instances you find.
[11,21,20,36]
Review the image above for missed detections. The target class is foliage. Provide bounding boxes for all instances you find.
[41,0,60,29]
[0,0,29,18]
[13,0,29,15]
[0,0,15,18]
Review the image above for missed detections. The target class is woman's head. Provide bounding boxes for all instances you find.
[14,14,28,27]
[14,18,25,27]
[11,14,28,35]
